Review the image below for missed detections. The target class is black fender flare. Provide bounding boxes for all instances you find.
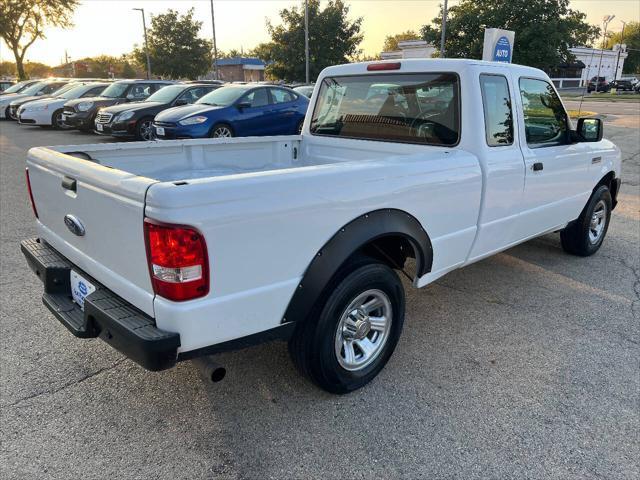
[282,209,433,324]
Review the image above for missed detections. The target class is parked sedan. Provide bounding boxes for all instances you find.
[94,83,218,140]
[0,79,39,96]
[153,85,309,139]
[62,79,174,131]
[7,80,70,119]
[293,85,314,98]
[0,80,67,119]
[17,82,109,129]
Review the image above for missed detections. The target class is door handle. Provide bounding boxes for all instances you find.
[61,176,77,192]
[532,162,544,171]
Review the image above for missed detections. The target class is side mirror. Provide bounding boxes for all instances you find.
[576,117,603,142]
[174,98,188,106]
[236,102,251,110]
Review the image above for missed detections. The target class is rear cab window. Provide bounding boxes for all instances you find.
[479,74,514,146]
[310,73,460,146]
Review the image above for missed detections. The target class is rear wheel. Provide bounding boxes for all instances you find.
[136,118,154,141]
[288,256,405,394]
[211,124,233,138]
[560,185,612,256]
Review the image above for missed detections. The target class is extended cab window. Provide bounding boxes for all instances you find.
[519,78,568,147]
[480,75,513,146]
[310,73,460,146]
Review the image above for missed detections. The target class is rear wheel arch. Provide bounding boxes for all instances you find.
[282,209,433,325]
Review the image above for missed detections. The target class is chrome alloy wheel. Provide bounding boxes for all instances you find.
[139,120,154,141]
[334,289,393,371]
[212,126,232,138]
[588,200,607,244]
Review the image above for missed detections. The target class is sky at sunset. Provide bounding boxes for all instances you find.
[1,0,639,66]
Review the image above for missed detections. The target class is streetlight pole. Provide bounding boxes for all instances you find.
[210,0,219,80]
[613,20,626,82]
[133,8,151,79]
[595,14,614,93]
[440,0,448,58]
[305,0,310,84]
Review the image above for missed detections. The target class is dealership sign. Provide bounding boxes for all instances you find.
[482,28,515,63]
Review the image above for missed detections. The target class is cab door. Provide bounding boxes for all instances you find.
[512,77,594,240]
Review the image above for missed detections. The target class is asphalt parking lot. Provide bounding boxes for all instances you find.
[1,105,638,479]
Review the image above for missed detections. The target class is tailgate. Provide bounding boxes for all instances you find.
[26,147,157,315]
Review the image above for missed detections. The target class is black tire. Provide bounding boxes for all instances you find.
[288,256,405,394]
[3,106,10,119]
[135,117,154,141]
[560,185,612,256]
[51,109,67,130]
[210,123,234,138]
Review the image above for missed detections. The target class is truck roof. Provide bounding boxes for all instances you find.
[320,58,546,79]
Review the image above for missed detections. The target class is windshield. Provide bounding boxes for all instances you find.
[59,84,92,99]
[145,85,184,103]
[4,82,29,94]
[52,84,78,96]
[20,82,46,95]
[196,86,249,106]
[100,82,129,98]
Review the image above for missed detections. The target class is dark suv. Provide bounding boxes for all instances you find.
[62,79,174,131]
[587,76,610,93]
[94,83,218,140]
[609,79,634,91]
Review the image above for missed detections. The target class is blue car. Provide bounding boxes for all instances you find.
[153,84,309,139]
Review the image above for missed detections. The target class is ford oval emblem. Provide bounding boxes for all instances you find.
[64,214,85,236]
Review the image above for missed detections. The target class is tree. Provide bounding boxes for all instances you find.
[0,0,78,79]
[607,22,640,74]
[420,0,599,70]
[132,8,212,79]
[257,0,363,81]
[382,30,421,53]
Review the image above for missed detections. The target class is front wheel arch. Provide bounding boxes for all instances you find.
[282,209,433,326]
[210,123,234,138]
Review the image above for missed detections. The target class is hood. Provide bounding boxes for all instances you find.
[10,94,52,106]
[155,103,226,122]
[19,97,63,110]
[0,93,28,105]
[64,96,118,108]
[101,101,163,115]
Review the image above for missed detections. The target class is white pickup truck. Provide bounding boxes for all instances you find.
[22,59,621,393]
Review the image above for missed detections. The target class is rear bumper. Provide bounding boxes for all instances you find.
[21,238,180,371]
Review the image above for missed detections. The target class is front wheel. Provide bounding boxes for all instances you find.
[211,124,233,138]
[560,185,612,256]
[288,257,405,394]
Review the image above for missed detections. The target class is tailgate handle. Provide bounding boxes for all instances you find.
[61,176,77,192]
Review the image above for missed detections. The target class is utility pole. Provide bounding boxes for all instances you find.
[210,0,219,80]
[595,14,614,93]
[613,20,626,82]
[133,8,151,79]
[305,0,310,84]
[440,0,448,58]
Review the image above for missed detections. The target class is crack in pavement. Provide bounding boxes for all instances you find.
[2,358,127,409]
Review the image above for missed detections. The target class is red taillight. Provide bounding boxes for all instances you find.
[144,219,209,301]
[367,62,401,71]
[25,168,38,218]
